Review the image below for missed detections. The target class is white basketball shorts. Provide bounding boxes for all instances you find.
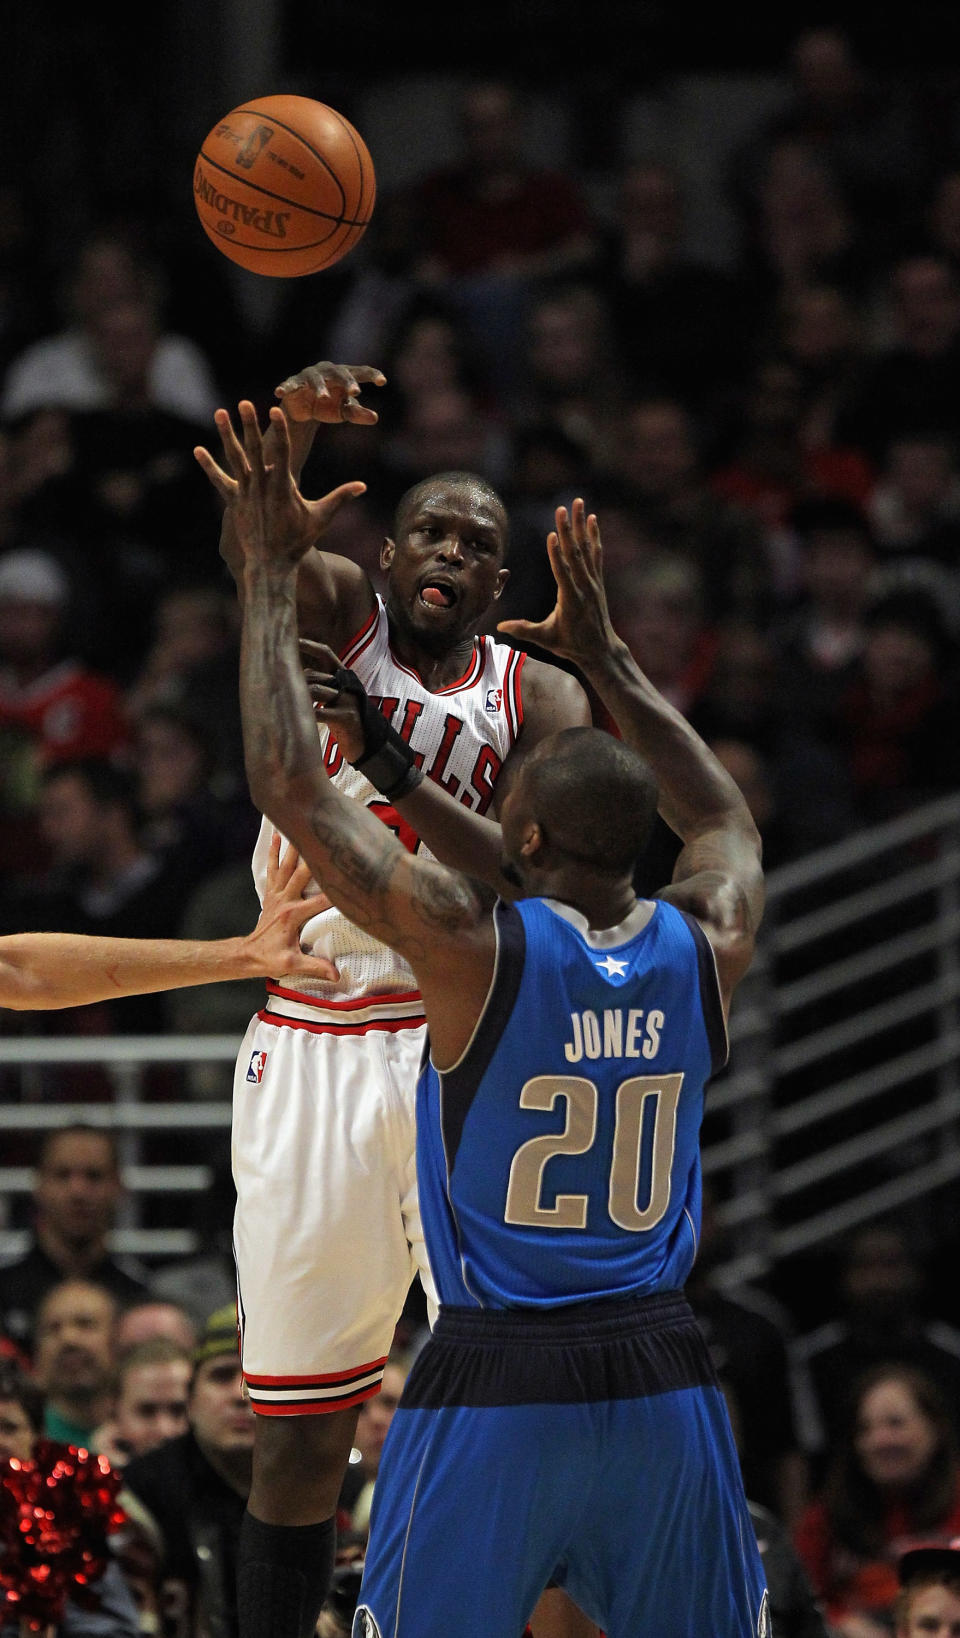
[231,1001,435,1415]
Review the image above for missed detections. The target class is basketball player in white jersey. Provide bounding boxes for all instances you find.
[195,366,591,1638]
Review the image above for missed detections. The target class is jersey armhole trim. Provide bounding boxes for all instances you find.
[676,909,729,1075]
[436,899,526,1172]
[340,598,382,666]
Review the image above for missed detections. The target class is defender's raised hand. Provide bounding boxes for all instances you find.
[275,361,387,425]
[497,498,621,670]
[194,401,366,569]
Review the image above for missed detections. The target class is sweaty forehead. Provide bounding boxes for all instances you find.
[400,481,507,542]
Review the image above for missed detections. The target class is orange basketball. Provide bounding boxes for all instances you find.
[193,94,376,277]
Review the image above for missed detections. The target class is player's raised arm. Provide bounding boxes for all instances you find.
[232,401,496,1066]
[0,838,338,1011]
[498,500,764,1014]
[194,362,385,650]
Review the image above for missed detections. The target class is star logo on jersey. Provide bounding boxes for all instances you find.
[246,1050,268,1084]
[485,687,503,713]
[595,955,629,978]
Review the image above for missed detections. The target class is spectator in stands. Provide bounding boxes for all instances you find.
[124,584,248,798]
[835,254,960,462]
[605,551,716,718]
[0,1125,148,1354]
[406,76,598,373]
[866,430,960,619]
[0,1354,141,1638]
[728,25,931,267]
[3,757,202,1032]
[894,1537,960,1638]
[0,544,128,784]
[115,1301,197,1356]
[777,281,872,456]
[0,226,220,426]
[32,1276,119,1445]
[131,702,254,889]
[93,1337,192,1469]
[792,1225,960,1467]
[686,1182,810,1525]
[605,397,768,623]
[771,496,880,727]
[794,1364,960,1637]
[120,1305,254,1638]
[741,138,868,318]
[337,1354,409,1558]
[513,281,625,474]
[709,356,875,606]
[381,382,512,495]
[828,585,960,826]
[594,157,754,416]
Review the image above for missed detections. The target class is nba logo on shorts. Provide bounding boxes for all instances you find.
[757,1589,772,1637]
[246,1050,268,1084]
[485,687,502,713]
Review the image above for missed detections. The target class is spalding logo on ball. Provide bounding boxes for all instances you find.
[193,94,375,277]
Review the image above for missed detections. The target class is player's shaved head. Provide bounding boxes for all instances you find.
[393,472,509,555]
[524,728,659,872]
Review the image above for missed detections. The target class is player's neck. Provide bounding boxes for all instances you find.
[541,869,638,933]
[387,624,477,693]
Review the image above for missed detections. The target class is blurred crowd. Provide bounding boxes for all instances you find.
[4,1125,960,1636]
[2,28,960,1045]
[4,20,960,1637]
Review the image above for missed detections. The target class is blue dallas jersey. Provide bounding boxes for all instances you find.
[417,894,728,1309]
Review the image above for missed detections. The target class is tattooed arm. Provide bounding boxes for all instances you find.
[229,400,497,1069]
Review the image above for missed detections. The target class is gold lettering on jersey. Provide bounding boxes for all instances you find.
[564,1009,665,1064]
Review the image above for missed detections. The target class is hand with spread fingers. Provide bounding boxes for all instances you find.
[497,497,621,670]
[274,361,387,425]
[245,833,339,981]
[194,401,366,571]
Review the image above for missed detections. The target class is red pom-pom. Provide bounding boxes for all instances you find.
[0,1442,127,1630]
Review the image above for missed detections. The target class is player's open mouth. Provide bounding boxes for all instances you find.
[418,580,458,610]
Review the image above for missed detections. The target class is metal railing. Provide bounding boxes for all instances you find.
[2,793,959,1276]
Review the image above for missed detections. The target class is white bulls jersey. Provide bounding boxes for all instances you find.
[252,595,526,1009]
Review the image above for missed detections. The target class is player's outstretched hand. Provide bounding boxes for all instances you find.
[497,498,620,669]
[242,833,339,981]
[299,639,367,762]
[194,401,366,568]
[275,362,387,426]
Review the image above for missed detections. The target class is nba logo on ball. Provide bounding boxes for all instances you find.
[193,94,376,278]
[246,1050,268,1084]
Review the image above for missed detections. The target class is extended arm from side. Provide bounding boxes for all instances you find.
[0,840,338,1010]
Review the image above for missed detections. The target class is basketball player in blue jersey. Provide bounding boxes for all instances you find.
[221,398,769,1638]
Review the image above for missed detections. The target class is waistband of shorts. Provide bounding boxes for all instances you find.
[433,1289,694,1347]
[260,983,426,1033]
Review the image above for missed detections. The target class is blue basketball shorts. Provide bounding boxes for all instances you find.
[352,1291,770,1638]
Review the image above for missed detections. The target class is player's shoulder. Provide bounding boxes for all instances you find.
[505,651,591,737]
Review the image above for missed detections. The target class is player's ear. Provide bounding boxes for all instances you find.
[520,821,543,860]
[380,537,395,572]
[493,567,510,600]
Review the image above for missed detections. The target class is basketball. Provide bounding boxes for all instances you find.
[193,94,376,277]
